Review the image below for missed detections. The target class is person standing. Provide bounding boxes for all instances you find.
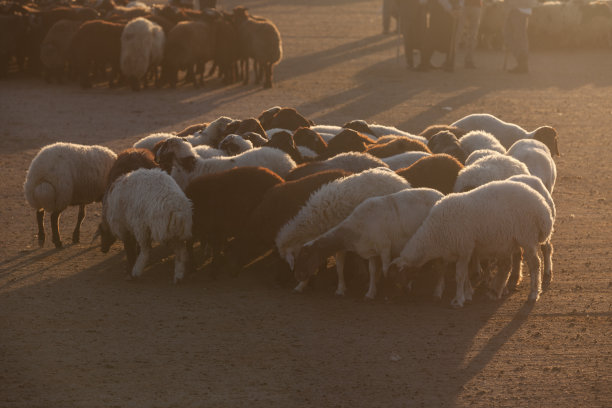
[397,0,427,69]
[382,0,399,35]
[504,0,537,73]
[457,0,482,69]
[417,0,463,72]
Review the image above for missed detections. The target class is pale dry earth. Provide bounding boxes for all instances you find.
[0,1,611,407]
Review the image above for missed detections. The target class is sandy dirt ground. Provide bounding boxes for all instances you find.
[1,1,611,407]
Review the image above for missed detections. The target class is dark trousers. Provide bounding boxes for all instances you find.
[398,0,426,67]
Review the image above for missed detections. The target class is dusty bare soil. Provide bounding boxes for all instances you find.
[1,1,611,407]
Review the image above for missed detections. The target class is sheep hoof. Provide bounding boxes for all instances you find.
[528,292,540,303]
[334,290,346,297]
[53,240,63,249]
[432,295,442,303]
[72,232,80,244]
[38,237,45,248]
[542,272,553,287]
[363,294,376,301]
[125,274,135,281]
[485,288,499,301]
[450,298,464,309]
[173,276,183,284]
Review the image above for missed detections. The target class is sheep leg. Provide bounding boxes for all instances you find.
[525,245,542,302]
[263,62,272,89]
[172,241,188,284]
[50,211,62,249]
[124,234,139,278]
[72,204,85,244]
[242,59,249,85]
[541,240,554,286]
[451,257,469,308]
[364,256,381,300]
[433,269,445,301]
[293,279,309,293]
[36,209,45,247]
[334,250,347,296]
[507,247,523,291]
[489,256,512,300]
[130,241,150,280]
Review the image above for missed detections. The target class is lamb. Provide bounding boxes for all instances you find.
[184,166,284,272]
[70,19,125,88]
[321,129,374,159]
[106,148,158,187]
[120,17,163,90]
[453,154,529,193]
[233,6,282,88]
[458,130,506,156]
[24,142,117,248]
[391,180,554,307]
[427,130,467,163]
[219,134,253,156]
[396,154,464,195]
[294,188,443,300]
[226,169,350,274]
[382,151,431,170]
[97,168,192,283]
[275,168,410,295]
[506,139,557,193]
[451,113,560,155]
[156,137,296,189]
[285,152,387,181]
[366,137,431,158]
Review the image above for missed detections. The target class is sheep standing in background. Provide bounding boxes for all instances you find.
[233,6,282,88]
[121,18,160,91]
[391,180,554,308]
[294,188,443,300]
[24,142,117,248]
[276,168,410,295]
[70,19,125,88]
[40,19,82,83]
[451,113,560,155]
[98,168,192,283]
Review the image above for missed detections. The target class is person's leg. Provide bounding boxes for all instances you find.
[464,6,482,68]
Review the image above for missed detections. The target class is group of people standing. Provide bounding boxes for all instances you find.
[382,0,537,74]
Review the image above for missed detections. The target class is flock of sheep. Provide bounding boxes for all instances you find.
[0,0,282,89]
[24,107,560,308]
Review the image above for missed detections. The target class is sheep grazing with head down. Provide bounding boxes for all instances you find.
[451,113,560,155]
[226,169,350,275]
[391,180,554,308]
[506,139,557,193]
[98,168,192,283]
[120,17,165,91]
[285,152,387,181]
[106,148,158,188]
[219,134,253,156]
[275,168,410,295]
[453,154,529,193]
[321,129,375,159]
[263,131,305,164]
[185,166,284,272]
[382,151,431,170]
[458,130,506,156]
[419,124,467,140]
[24,142,117,248]
[294,188,443,300]
[427,131,467,164]
[396,154,464,195]
[293,127,327,156]
[366,137,431,158]
[258,107,312,130]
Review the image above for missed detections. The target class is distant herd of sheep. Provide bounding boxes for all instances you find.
[24,107,560,308]
[0,0,282,89]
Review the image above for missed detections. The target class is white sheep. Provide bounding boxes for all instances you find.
[218,134,254,156]
[193,145,225,159]
[275,167,410,295]
[285,151,388,181]
[189,116,235,146]
[382,151,431,170]
[453,154,530,193]
[133,132,175,151]
[464,149,501,166]
[451,113,560,155]
[506,139,557,193]
[120,17,159,91]
[24,142,117,248]
[391,180,554,308]
[97,168,192,283]
[158,137,295,190]
[458,130,506,156]
[294,188,443,299]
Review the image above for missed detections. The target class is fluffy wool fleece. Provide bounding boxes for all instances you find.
[453,154,529,193]
[395,180,554,269]
[275,167,409,264]
[24,142,117,212]
[103,168,192,244]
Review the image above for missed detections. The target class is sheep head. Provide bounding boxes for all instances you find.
[533,126,560,156]
[293,240,326,282]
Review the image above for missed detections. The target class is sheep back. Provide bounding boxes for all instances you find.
[396,153,464,195]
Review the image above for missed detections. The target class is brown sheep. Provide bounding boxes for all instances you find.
[419,124,467,140]
[365,137,431,158]
[293,127,327,156]
[106,148,159,188]
[396,153,464,195]
[321,129,374,159]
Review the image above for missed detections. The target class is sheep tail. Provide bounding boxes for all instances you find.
[31,180,56,211]
[167,210,192,241]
